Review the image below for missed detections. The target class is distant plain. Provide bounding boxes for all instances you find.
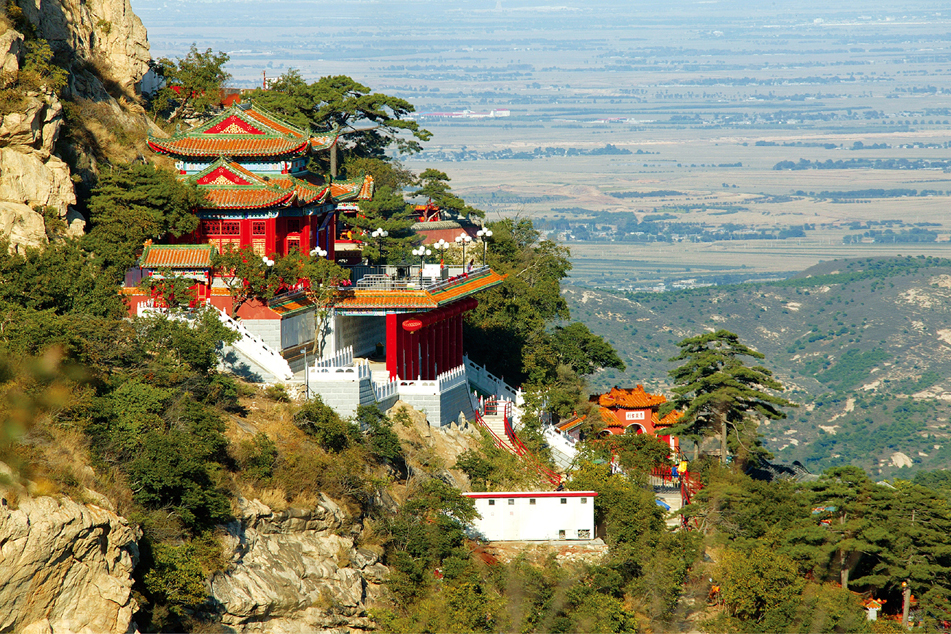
[133,0,951,286]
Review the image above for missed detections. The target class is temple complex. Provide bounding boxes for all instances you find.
[147,102,373,260]
[127,101,508,427]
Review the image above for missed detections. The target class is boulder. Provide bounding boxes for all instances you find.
[0,149,76,212]
[210,495,388,632]
[0,27,23,87]
[0,201,48,250]
[0,496,140,634]
[0,93,63,153]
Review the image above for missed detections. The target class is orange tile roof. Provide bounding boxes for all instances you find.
[330,269,505,313]
[330,180,361,201]
[310,131,339,151]
[358,174,374,200]
[269,293,317,316]
[656,410,683,428]
[596,385,668,410]
[148,135,309,158]
[556,414,586,433]
[333,290,438,311]
[147,104,336,159]
[203,188,295,209]
[243,108,308,138]
[192,158,330,210]
[139,244,215,269]
[429,270,505,305]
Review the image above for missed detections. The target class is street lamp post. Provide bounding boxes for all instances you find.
[432,239,450,273]
[412,246,432,285]
[477,227,493,265]
[371,227,388,265]
[261,255,275,289]
[455,232,472,269]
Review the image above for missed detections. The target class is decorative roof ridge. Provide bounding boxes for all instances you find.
[142,243,216,250]
[242,102,313,138]
[192,156,291,192]
[309,123,342,150]
[154,104,306,143]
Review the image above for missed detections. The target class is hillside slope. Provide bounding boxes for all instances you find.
[566,256,951,478]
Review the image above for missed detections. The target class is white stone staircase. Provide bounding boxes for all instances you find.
[212,308,294,382]
[137,302,293,383]
[480,412,516,452]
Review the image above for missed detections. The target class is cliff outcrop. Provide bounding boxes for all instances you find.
[0,495,141,634]
[211,495,388,633]
[17,0,149,98]
[0,0,152,250]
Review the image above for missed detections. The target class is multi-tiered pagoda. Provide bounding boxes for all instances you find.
[147,102,372,260]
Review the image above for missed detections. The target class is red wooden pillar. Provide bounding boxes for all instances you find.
[452,313,460,367]
[436,319,443,377]
[456,312,463,366]
[386,313,399,379]
[409,327,418,380]
[442,317,450,372]
[427,322,437,379]
[445,315,453,371]
[421,322,429,379]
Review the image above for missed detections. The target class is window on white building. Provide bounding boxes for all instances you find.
[488,499,495,506]
[560,498,567,504]
[581,497,588,504]
[529,499,536,505]
[508,499,515,505]
[578,529,591,539]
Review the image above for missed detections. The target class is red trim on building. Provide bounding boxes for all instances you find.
[462,491,598,499]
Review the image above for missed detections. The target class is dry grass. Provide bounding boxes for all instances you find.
[62,98,150,164]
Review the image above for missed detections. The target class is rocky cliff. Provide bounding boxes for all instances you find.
[0,0,152,250]
[0,495,141,634]
[17,0,149,98]
[211,495,388,633]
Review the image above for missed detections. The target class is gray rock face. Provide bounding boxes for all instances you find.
[0,496,141,634]
[0,0,153,249]
[17,0,150,96]
[211,496,389,633]
[0,91,79,247]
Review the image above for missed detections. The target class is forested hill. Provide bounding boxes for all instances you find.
[566,256,951,478]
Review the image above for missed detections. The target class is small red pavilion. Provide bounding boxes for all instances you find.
[556,385,682,452]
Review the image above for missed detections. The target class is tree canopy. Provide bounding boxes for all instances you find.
[412,169,484,220]
[149,45,231,123]
[246,70,431,172]
[665,329,796,465]
[83,163,205,278]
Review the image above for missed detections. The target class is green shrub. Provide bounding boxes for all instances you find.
[264,383,291,402]
[235,432,278,482]
[294,396,359,452]
[356,404,404,469]
[143,542,207,615]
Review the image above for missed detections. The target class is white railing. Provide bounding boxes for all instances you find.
[137,302,294,382]
[213,307,294,382]
[398,364,467,395]
[543,425,578,470]
[463,355,523,406]
[373,375,399,401]
[313,346,354,369]
[309,364,365,383]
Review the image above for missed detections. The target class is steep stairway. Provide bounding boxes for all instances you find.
[473,399,562,487]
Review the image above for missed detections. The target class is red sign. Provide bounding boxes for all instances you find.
[403,319,423,332]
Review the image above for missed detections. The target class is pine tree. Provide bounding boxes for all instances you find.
[666,329,796,465]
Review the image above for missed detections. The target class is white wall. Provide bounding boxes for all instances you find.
[464,492,596,541]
